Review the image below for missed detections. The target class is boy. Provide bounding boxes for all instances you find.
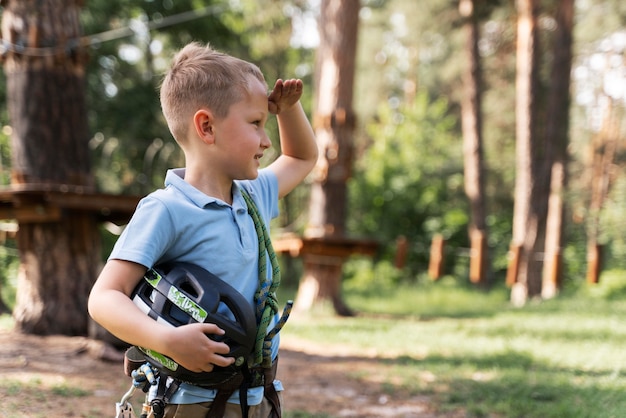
[88,42,318,418]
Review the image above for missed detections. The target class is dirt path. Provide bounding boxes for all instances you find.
[0,330,440,418]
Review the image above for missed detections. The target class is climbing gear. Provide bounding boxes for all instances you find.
[241,189,293,368]
[115,384,136,418]
[130,262,257,386]
[205,357,281,418]
[200,188,289,417]
[150,378,180,418]
[115,363,156,418]
[132,363,158,391]
[117,187,290,417]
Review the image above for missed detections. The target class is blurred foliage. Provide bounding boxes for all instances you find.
[81,0,247,196]
[0,0,624,302]
[582,269,626,299]
[348,91,467,278]
[81,0,314,197]
[352,0,516,283]
[0,233,18,310]
[350,0,625,285]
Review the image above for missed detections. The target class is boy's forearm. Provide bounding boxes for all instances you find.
[277,102,318,163]
[89,289,173,353]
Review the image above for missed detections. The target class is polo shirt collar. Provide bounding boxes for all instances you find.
[164,168,248,210]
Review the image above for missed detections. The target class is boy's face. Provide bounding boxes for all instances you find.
[212,77,271,181]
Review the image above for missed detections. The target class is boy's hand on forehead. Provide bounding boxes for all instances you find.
[268,78,303,115]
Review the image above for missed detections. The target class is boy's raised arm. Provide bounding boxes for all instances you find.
[267,79,318,198]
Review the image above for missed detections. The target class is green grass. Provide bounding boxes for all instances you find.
[4,269,626,417]
[281,274,626,418]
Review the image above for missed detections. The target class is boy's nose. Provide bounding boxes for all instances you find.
[261,132,271,149]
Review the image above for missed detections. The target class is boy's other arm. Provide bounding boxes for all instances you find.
[88,259,234,372]
[267,79,318,198]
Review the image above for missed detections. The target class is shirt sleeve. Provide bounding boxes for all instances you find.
[108,195,177,268]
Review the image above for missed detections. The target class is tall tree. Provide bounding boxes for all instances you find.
[541,0,574,298]
[459,0,488,285]
[586,99,621,283]
[1,0,101,334]
[294,0,360,315]
[508,0,545,305]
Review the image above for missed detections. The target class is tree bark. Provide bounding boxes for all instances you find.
[459,0,488,286]
[541,0,574,299]
[586,99,620,284]
[2,0,101,335]
[509,0,546,306]
[294,0,360,316]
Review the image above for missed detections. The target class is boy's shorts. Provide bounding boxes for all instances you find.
[149,393,282,418]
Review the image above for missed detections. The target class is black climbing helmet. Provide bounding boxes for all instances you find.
[130,262,257,386]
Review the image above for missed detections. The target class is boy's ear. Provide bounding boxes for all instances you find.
[193,109,215,144]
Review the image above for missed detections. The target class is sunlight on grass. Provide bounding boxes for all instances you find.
[283,278,626,417]
[51,383,90,397]
[3,270,626,417]
[346,276,510,318]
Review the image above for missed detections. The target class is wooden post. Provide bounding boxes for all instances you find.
[468,229,487,284]
[428,234,445,280]
[394,235,408,269]
[586,243,602,284]
[506,243,522,287]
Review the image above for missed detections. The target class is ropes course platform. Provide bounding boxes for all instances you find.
[272,233,378,259]
[0,184,140,224]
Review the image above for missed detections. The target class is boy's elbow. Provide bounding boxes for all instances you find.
[310,144,319,162]
[304,142,319,168]
[87,286,107,323]
[87,291,98,321]
[305,154,318,175]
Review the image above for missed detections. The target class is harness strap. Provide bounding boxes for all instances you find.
[206,358,280,418]
[150,379,180,418]
[264,384,281,418]
[239,364,252,417]
[206,388,236,418]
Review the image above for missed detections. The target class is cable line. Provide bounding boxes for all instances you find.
[0,4,224,57]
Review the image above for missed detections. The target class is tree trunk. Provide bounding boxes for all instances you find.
[586,99,620,284]
[541,0,574,299]
[459,0,488,286]
[2,0,101,335]
[294,0,360,316]
[509,0,546,306]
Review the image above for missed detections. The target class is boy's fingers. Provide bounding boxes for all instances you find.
[267,78,303,115]
[282,79,296,93]
[268,87,282,104]
[200,322,225,336]
[210,353,236,368]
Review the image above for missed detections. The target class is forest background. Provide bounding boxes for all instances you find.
[0,0,624,313]
[0,1,625,417]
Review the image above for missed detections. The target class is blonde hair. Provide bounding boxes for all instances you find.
[160,42,266,142]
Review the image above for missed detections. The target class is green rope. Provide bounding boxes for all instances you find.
[241,188,292,368]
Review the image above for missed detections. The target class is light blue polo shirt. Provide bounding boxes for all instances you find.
[109,168,282,405]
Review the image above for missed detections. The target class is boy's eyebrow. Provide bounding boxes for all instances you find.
[251,109,267,119]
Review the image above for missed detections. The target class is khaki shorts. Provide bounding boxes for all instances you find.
[150,392,282,418]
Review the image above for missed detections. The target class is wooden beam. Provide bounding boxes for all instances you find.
[0,185,140,224]
[273,234,378,258]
